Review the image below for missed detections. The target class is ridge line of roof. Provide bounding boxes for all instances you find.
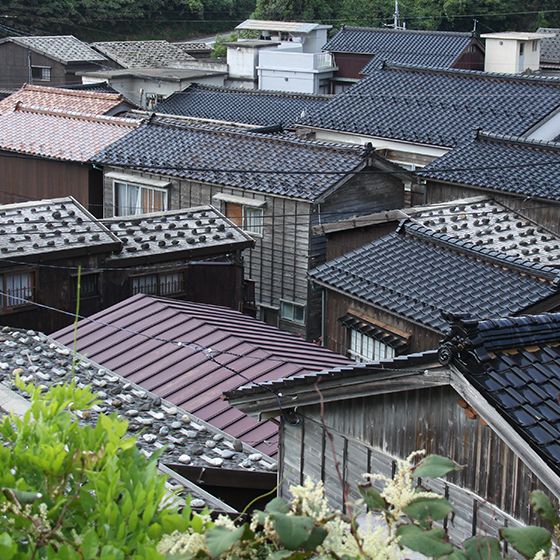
[148,116,367,154]
[12,103,140,127]
[401,220,559,283]
[337,26,474,37]
[180,83,332,101]
[22,83,122,101]
[477,130,560,151]
[382,62,560,84]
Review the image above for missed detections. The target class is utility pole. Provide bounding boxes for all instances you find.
[384,0,406,30]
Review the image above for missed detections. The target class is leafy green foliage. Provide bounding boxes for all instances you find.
[462,536,502,560]
[403,496,454,526]
[359,484,387,511]
[500,527,552,559]
[413,454,462,479]
[531,491,560,527]
[397,525,454,557]
[0,378,196,559]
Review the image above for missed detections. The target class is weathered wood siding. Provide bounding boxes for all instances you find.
[103,167,312,336]
[425,180,560,234]
[280,386,556,539]
[331,53,374,81]
[0,155,99,215]
[325,221,399,260]
[103,166,404,339]
[321,288,441,357]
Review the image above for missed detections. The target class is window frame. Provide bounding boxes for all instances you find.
[279,300,305,325]
[131,270,185,297]
[347,328,395,364]
[224,202,264,237]
[113,179,169,217]
[72,271,100,300]
[2,270,35,310]
[31,65,51,82]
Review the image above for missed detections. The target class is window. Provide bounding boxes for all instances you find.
[3,271,34,308]
[75,273,99,298]
[519,43,525,56]
[280,301,305,325]
[225,203,264,236]
[532,40,538,52]
[31,66,51,81]
[349,329,395,363]
[114,181,168,216]
[132,272,184,296]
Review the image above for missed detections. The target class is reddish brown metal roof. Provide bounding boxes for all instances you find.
[53,294,351,456]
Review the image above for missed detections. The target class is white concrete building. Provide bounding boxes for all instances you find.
[481,32,550,73]
[226,20,337,94]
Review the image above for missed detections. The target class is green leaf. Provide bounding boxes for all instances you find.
[271,513,314,550]
[444,551,468,560]
[81,528,99,559]
[530,491,559,526]
[396,525,454,557]
[358,485,387,511]
[414,455,462,478]
[463,536,502,560]
[302,526,328,551]
[403,496,454,525]
[269,552,299,560]
[266,496,291,514]
[0,533,17,560]
[2,487,43,504]
[206,525,245,558]
[500,527,551,559]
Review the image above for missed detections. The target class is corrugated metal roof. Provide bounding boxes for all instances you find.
[52,295,351,456]
[236,19,330,33]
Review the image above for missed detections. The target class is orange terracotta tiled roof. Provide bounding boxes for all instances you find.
[0,105,140,162]
[0,84,128,116]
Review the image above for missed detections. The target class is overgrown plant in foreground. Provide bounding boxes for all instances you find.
[158,451,560,560]
[1,380,559,560]
[0,378,203,559]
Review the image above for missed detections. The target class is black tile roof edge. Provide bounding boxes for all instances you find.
[476,130,560,151]
[173,83,333,101]
[400,219,560,284]
[118,115,369,157]
[225,349,441,397]
[331,25,475,37]
[380,62,560,84]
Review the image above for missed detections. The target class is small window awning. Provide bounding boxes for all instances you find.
[106,171,171,188]
[340,314,409,352]
[212,193,267,208]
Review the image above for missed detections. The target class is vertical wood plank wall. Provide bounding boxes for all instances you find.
[280,386,556,539]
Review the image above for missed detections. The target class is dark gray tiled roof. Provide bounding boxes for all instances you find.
[0,197,120,260]
[62,82,120,94]
[302,64,560,148]
[310,221,559,332]
[0,327,276,476]
[155,84,330,128]
[4,36,107,64]
[411,197,560,266]
[104,205,253,264]
[91,40,194,68]
[442,313,560,472]
[94,117,367,201]
[538,28,560,65]
[418,131,560,201]
[323,27,475,72]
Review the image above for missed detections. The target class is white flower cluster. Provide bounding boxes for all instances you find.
[156,529,208,557]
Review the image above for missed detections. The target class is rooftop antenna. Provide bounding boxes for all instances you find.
[472,18,478,34]
[384,0,406,30]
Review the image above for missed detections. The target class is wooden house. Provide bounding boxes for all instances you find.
[0,198,255,333]
[0,103,139,216]
[297,65,560,174]
[227,312,560,540]
[310,215,560,360]
[93,116,410,339]
[323,27,484,92]
[0,35,110,91]
[418,131,560,233]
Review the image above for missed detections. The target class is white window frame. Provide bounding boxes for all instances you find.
[243,206,264,236]
[280,300,305,325]
[113,180,168,217]
[348,329,395,363]
[31,65,51,82]
[2,271,34,309]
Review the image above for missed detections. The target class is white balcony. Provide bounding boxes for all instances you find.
[258,50,335,72]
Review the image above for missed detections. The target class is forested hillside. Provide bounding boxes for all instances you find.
[0,0,558,41]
